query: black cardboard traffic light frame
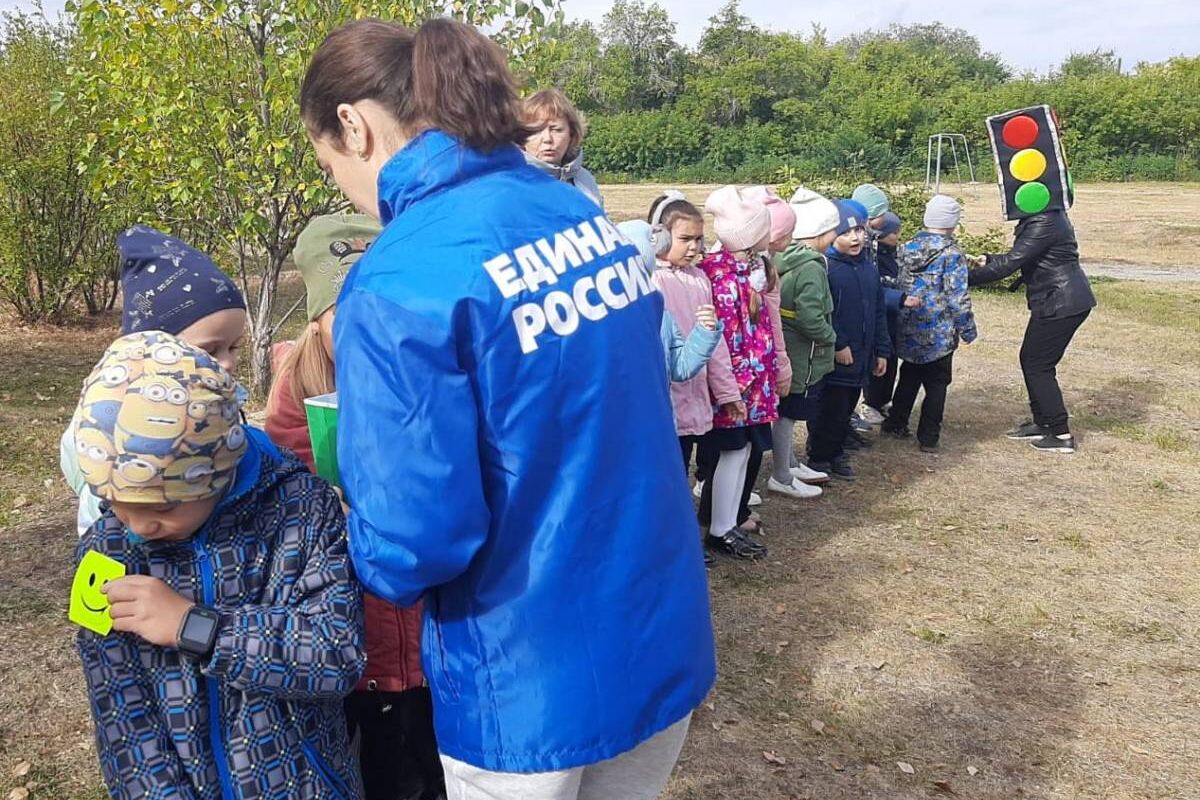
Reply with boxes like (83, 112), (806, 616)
(986, 104), (1073, 221)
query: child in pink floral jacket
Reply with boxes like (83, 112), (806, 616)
(696, 186), (779, 560)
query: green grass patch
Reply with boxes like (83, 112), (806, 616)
(1092, 282), (1200, 336)
(1151, 430), (1192, 453)
(909, 626), (948, 645)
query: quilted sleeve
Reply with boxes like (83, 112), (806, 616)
(202, 485), (366, 699)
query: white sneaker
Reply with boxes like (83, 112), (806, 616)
(693, 480), (704, 499)
(748, 491), (763, 507)
(790, 462), (830, 484)
(768, 477), (823, 499)
(859, 405), (885, 425)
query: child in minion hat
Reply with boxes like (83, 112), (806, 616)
(62, 226), (249, 536)
(73, 329), (364, 800)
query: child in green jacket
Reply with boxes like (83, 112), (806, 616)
(769, 189), (841, 490)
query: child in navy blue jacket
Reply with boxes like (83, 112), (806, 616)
(72, 331), (365, 800)
(807, 200), (892, 481)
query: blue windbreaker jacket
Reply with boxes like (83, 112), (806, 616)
(334, 131), (717, 773)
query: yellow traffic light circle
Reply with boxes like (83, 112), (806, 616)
(1010, 149), (1047, 182)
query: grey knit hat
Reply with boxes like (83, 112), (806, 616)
(923, 195), (962, 230)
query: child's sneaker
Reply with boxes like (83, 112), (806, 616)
(1006, 420), (1046, 440)
(919, 442), (940, 454)
(859, 405), (886, 425)
(767, 476), (823, 499)
(844, 429), (874, 450)
(706, 529), (767, 560)
(748, 491), (763, 507)
(790, 462), (830, 485)
(1030, 434), (1076, 454)
(881, 424), (912, 439)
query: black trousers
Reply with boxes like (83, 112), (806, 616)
(345, 688), (445, 800)
(864, 355), (898, 411)
(887, 353), (954, 446)
(808, 383), (861, 463)
(679, 435), (703, 476)
(1020, 310), (1089, 436)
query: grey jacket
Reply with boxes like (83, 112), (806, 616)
(523, 149), (604, 209)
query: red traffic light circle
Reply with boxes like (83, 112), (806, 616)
(1002, 115), (1039, 149)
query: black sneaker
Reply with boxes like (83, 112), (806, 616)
(919, 442), (940, 453)
(706, 529), (768, 560)
(845, 429), (874, 450)
(1030, 434), (1076, 454)
(704, 550), (716, 567)
(882, 424), (912, 439)
(1006, 420), (1046, 440)
(829, 455), (857, 481)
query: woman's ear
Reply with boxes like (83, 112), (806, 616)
(336, 102), (371, 160)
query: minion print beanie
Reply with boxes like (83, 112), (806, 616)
(72, 331), (247, 504)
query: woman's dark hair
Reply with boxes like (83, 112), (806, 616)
(647, 195), (703, 230)
(300, 18), (536, 152)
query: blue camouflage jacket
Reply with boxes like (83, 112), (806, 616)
(896, 231), (978, 364)
(76, 427), (365, 800)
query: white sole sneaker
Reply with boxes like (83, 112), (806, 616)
(748, 491), (763, 507)
(859, 405), (885, 425)
(693, 481), (703, 499)
(767, 477), (823, 499)
(790, 464), (830, 484)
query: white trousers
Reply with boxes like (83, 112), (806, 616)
(440, 715), (692, 800)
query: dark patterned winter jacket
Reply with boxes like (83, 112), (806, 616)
(76, 427), (366, 800)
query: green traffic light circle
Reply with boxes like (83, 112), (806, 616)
(1015, 182), (1051, 214)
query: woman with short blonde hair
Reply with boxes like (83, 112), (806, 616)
(522, 88), (604, 208)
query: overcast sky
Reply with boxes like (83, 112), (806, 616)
(3, 0), (1197, 74)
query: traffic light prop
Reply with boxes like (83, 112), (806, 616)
(985, 105), (1073, 220)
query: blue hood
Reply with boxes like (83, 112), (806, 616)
(336, 130), (715, 773)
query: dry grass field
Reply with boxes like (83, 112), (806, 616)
(1, 183), (1198, 799)
(603, 181), (1200, 270)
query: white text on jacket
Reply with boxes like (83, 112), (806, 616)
(483, 215), (655, 354)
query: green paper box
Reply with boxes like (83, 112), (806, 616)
(303, 392), (340, 488)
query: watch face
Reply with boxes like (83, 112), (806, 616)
(182, 609), (218, 651)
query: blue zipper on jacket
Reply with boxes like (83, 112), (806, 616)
(300, 740), (350, 800)
(193, 528), (237, 800)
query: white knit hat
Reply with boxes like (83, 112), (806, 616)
(789, 187), (840, 240)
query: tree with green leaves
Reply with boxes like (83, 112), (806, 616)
(69, 0), (559, 395)
(0, 9), (120, 323)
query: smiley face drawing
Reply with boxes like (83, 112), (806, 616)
(68, 551), (126, 635)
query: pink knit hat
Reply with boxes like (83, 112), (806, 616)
(743, 186), (797, 244)
(704, 186), (771, 252)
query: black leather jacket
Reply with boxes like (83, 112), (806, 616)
(969, 210), (1097, 319)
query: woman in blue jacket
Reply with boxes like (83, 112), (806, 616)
(300, 18), (716, 800)
(806, 200), (892, 481)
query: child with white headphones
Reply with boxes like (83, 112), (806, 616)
(647, 192), (741, 512)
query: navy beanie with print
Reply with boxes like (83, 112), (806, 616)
(118, 226), (246, 335)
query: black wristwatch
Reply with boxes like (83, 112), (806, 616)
(177, 605), (220, 659)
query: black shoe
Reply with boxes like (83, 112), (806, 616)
(704, 550), (716, 567)
(1030, 434), (1075, 454)
(919, 442), (940, 453)
(1006, 420), (1046, 440)
(829, 455), (857, 481)
(706, 529), (768, 560)
(845, 429), (874, 450)
(882, 424), (912, 439)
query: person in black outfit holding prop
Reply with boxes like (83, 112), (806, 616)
(970, 208), (1095, 453)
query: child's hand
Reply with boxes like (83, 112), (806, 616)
(776, 378), (791, 398)
(872, 357), (888, 377)
(969, 254), (987, 268)
(104, 576), (195, 648)
(835, 347), (854, 366)
(903, 295), (920, 308)
(695, 304), (717, 331)
(720, 400), (747, 423)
